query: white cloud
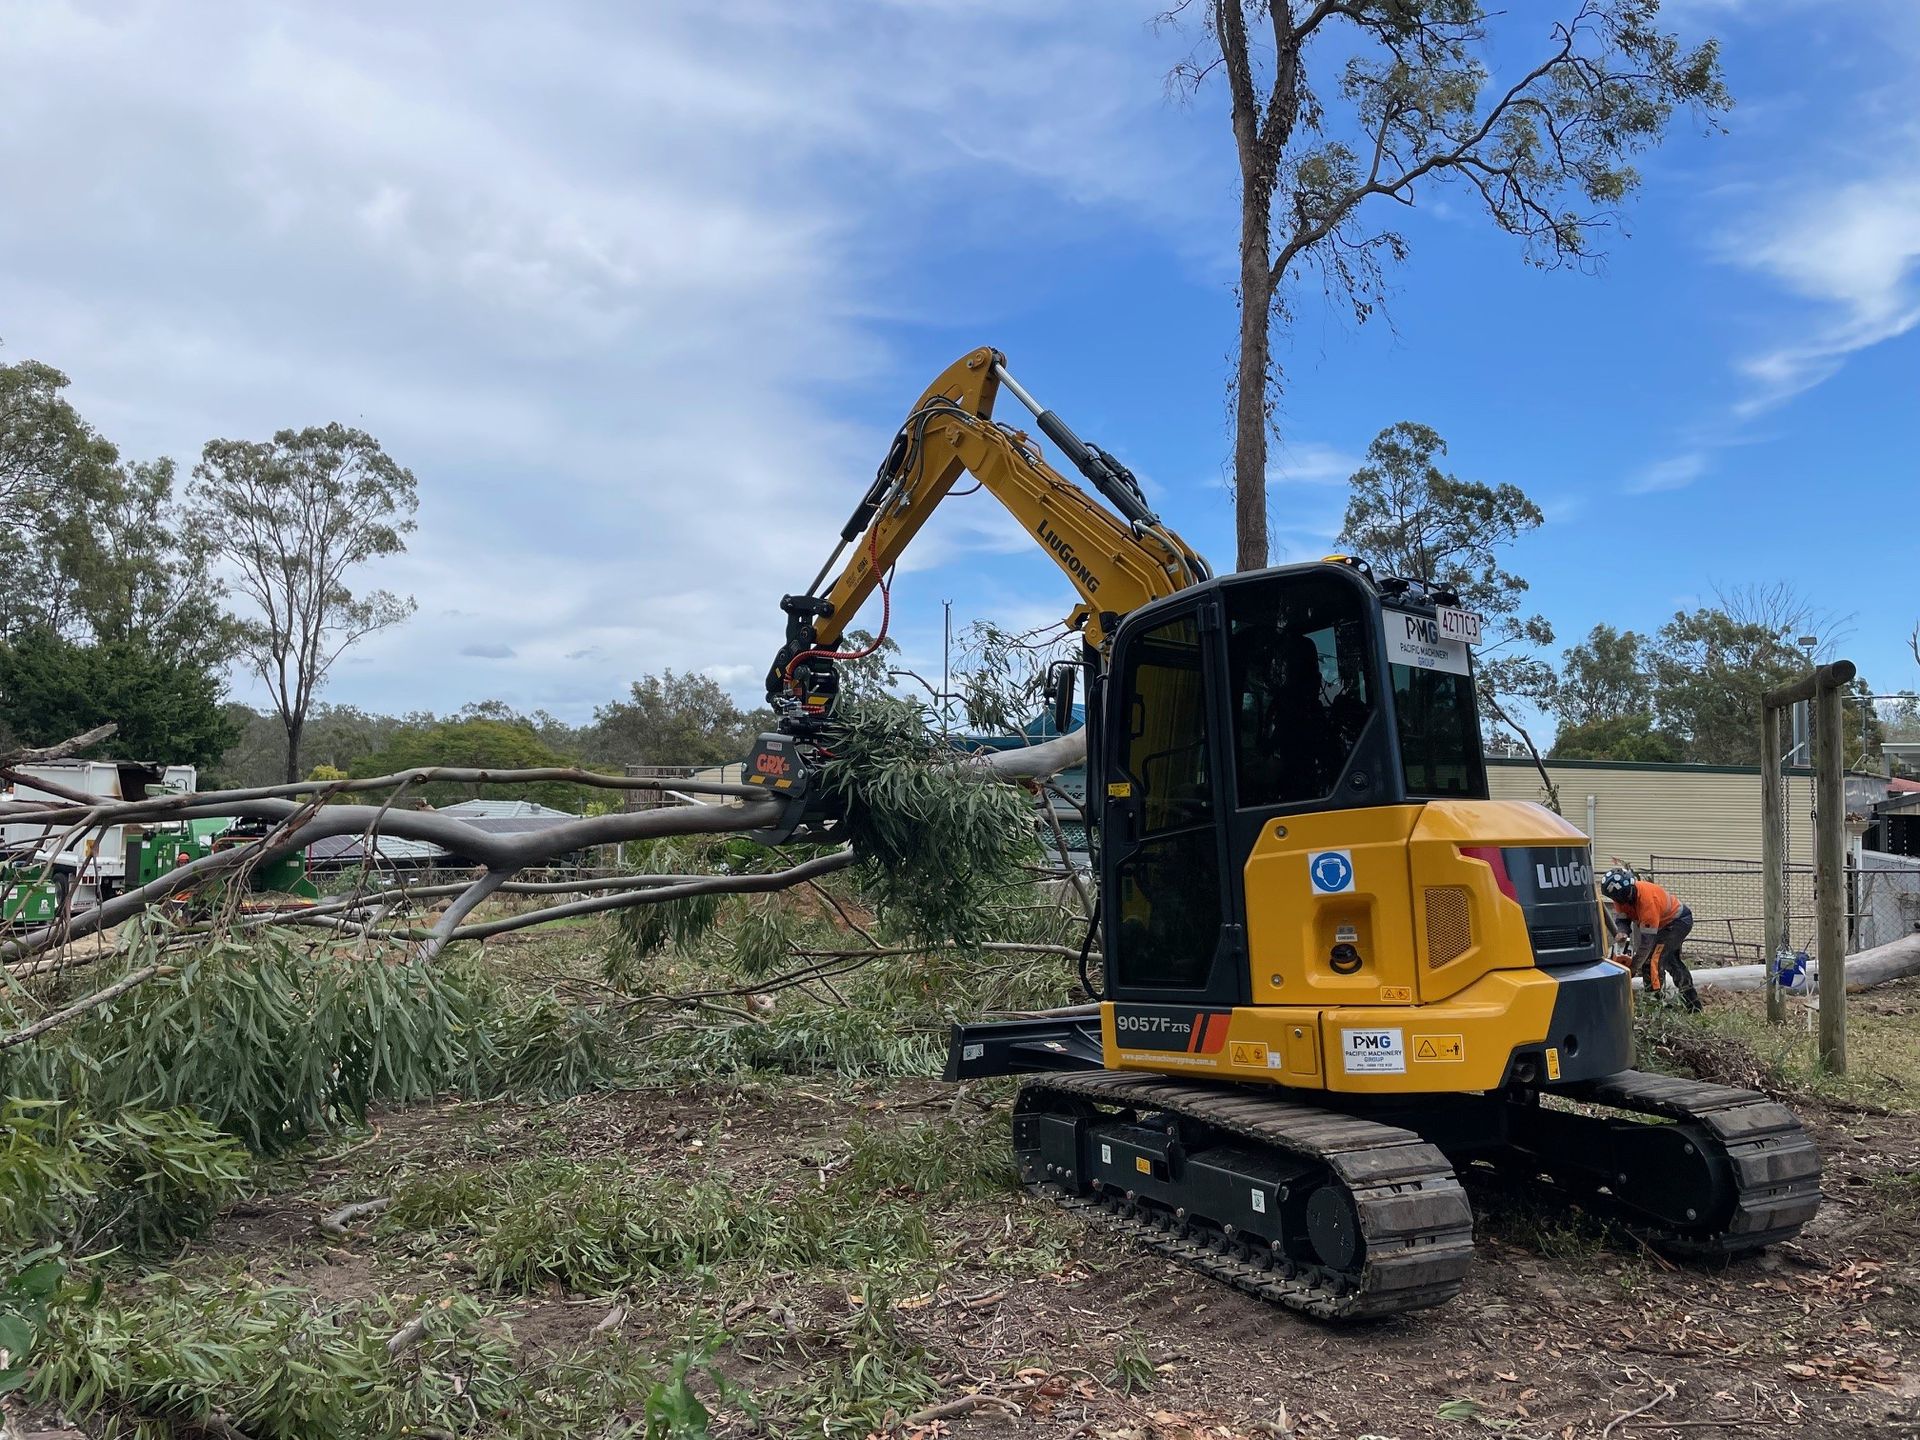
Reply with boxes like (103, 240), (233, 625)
(1627, 452), (1709, 494)
(1268, 441), (1362, 486)
(0, 1), (1219, 720)
(1729, 171), (1920, 415)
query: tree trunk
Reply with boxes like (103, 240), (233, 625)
(1233, 220), (1273, 572)
(282, 713), (303, 784)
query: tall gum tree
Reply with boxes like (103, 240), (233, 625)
(1163, 0), (1729, 569)
(192, 424), (419, 782)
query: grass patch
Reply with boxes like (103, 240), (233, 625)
(386, 1157), (938, 1295)
(1636, 995), (1920, 1114)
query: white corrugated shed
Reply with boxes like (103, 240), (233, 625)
(1487, 757), (1816, 868)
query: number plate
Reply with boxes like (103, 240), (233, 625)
(1437, 606), (1483, 645)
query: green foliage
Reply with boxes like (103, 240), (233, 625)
(1554, 624), (1652, 730)
(1550, 712), (1682, 763)
(1647, 604), (1804, 765)
(0, 1250), (71, 1396)
(0, 624), (238, 768)
(1108, 1335), (1158, 1396)
(840, 1120), (1017, 1202)
(1, 929), (485, 1155)
(581, 669), (768, 768)
(37, 1276), (525, 1439)
(388, 1158), (934, 1296)
(819, 698), (1041, 948)
(468, 990), (623, 1100)
(0, 354), (123, 642)
(642, 1338), (758, 1439)
(350, 715), (587, 808)
(606, 837), (733, 976)
(0, 1098), (248, 1257)
(1337, 421), (1556, 728)
(647, 1007), (941, 1080)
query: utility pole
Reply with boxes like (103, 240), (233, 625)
(941, 600), (953, 737)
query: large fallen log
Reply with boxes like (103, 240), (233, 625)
(1688, 932), (1920, 993)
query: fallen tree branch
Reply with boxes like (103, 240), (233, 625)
(439, 849), (856, 943)
(1, 796), (792, 964)
(0, 722), (118, 768)
(0, 963), (175, 1050)
(317, 1197), (392, 1237)
(385, 1306), (432, 1358)
(905, 1393), (1022, 1425)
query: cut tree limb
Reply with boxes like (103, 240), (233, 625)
(0, 963), (175, 1051)
(317, 1197), (392, 1237)
(0, 722), (118, 768)
(1686, 932), (1920, 993)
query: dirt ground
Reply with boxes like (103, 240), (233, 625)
(26, 982), (1920, 1440)
(146, 996), (1920, 1439)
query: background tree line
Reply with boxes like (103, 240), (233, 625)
(6, 342), (1915, 793)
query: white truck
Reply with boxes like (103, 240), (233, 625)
(0, 760), (197, 907)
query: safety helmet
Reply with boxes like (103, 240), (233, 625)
(1599, 867), (1638, 903)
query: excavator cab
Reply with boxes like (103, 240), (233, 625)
(1095, 560), (1486, 1011)
(986, 557), (1635, 1097)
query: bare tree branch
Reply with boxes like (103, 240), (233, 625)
(0, 723), (118, 768)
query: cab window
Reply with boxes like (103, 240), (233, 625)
(1225, 574), (1375, 808)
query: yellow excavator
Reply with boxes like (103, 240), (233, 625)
(746, 347), (1820, 1320)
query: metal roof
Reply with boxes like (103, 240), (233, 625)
(437, 799), (579, 819)
(306, 833), (446, 864)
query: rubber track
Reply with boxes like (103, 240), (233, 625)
(1019, 1072), (1475, 1321)
(1568, 1069), (1822, 1256)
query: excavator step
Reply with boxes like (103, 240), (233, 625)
(1016, 1072), (1476, 1321)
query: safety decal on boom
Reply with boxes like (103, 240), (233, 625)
(1340, 1028), (1406, 1074)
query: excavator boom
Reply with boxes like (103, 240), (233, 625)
(764, 346), (1207, 719)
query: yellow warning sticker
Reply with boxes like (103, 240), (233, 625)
(1230, 1041), (1270, 1068)
(1134, 1156), (1151, 1174)
(1545, 1047), (1562, 1081)
(1379, 985), (1413, 1003)
(1413, 1033), (1465, 1062)
(1108, 781), (1134, 799)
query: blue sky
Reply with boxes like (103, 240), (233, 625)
(2, 0), (1915, 736)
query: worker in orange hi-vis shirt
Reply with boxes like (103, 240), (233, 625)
(1599, 868), (1701, 1011)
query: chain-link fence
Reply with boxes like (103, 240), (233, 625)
(1641, 852), (1920, 965)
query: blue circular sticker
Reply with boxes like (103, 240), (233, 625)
(1310, 851), (1354, 893)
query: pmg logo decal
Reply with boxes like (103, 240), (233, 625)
(1034, 520), (1101, 593)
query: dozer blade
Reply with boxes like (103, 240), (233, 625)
(1494, 1069), (1822, 1256)
(1015, 1072), (1476, 1321)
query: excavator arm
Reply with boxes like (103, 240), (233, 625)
(765, 346), (1209, 720)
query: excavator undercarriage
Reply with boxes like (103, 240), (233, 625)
(1009, 1066), (1821, 1320)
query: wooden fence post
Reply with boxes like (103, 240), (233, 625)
(1761, 705), (1786, 1025)
(1816, 676), (1848, 1073)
